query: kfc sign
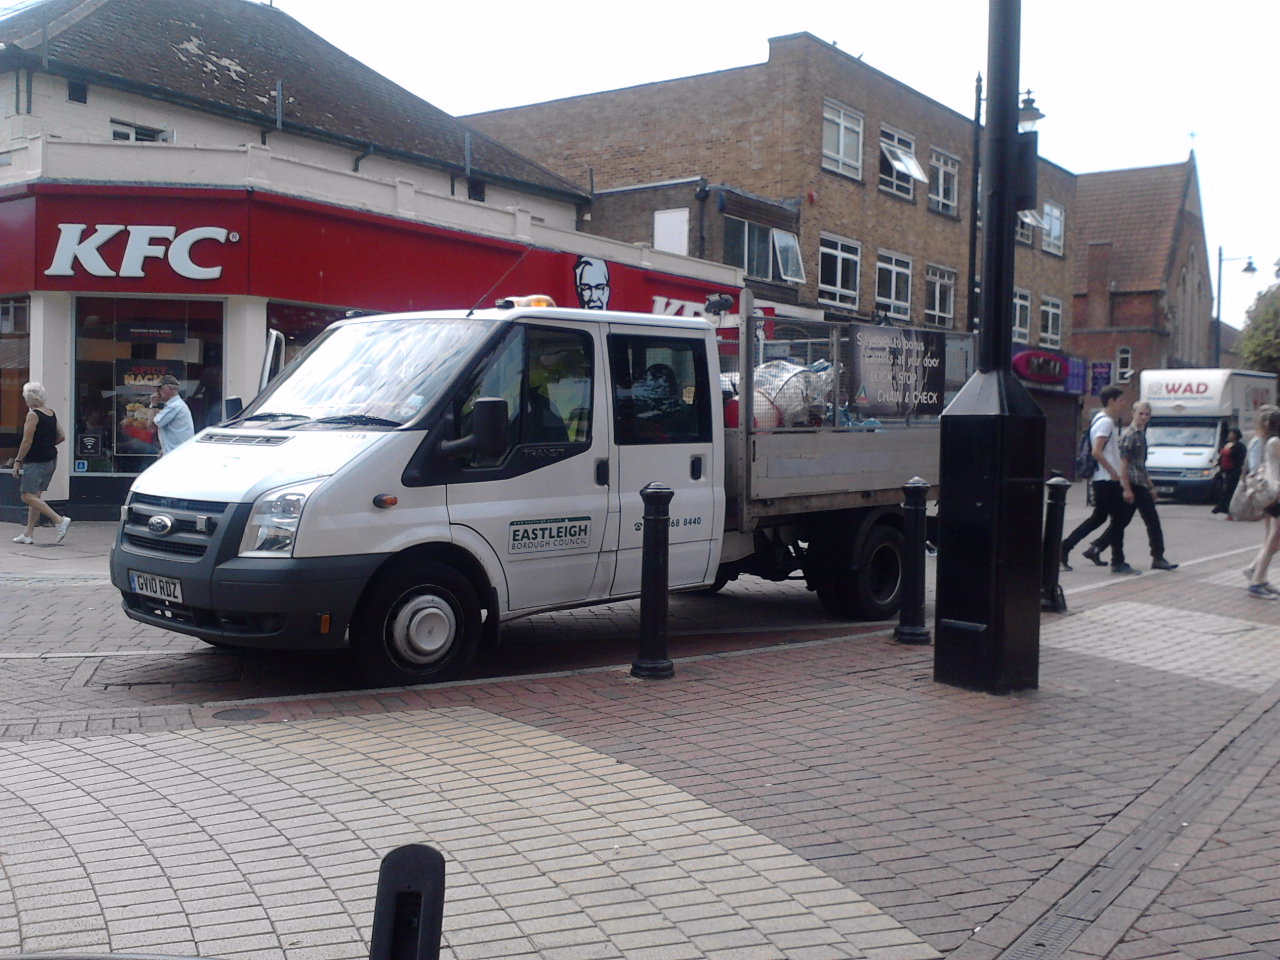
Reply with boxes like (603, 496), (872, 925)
(44, 223), (236, 280)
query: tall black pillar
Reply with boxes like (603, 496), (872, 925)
(934, 0), (1045, 693)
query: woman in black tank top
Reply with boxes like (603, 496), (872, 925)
(10, 381), (71, 545)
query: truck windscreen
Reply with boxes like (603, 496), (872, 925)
(242, 317), (491, 428)
(1145, 420), (1218, 447)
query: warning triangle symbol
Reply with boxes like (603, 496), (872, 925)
(855, 384), (869, 404)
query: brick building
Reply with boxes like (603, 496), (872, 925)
(1070, 156), (1214, 413)
(467, 31), (1085, 471)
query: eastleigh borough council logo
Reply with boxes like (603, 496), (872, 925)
(508, 517), (591, 554)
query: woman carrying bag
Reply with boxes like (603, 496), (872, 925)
(1239, 405), (1280, 599)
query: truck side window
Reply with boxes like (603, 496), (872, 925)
(608, 335), (711, 445)
(525, 327), (593, 445)
(457, 326), (593, 465)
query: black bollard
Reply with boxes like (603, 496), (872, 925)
(631, 481), (675, 679)
(893, 476), (932, 644)
(368, 844), (446, 960)
(1040, 475), (1070, 613)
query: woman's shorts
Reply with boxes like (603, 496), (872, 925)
(18, 458), (55, 495)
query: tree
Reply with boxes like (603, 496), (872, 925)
(1239, 285), (1280, 393)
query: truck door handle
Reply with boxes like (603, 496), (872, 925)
(595, 458), (609, 486)
(691, 455), (703, 481)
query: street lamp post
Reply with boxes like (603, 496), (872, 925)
(1214, 247), (1257, 366)
(933, 0), (1046, 694)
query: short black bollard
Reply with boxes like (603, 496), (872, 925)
(369, 844), (446, 960)
(893, 476), (932, 645)
(632, 481), (676, 679)
(1041, 475), (1070, 613)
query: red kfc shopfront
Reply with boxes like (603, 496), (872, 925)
(0, 183), (740, 518)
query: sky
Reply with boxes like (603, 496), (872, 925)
(275, 0), (1279, 330)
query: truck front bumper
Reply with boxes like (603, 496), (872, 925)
(110, 497), (387, 649)
(1149, 476), (1215, 502)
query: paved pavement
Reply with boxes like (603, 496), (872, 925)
(1, 488), (1278, 960)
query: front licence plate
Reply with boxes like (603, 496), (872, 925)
(1155, 486), (1175, 496)
(129, 570), (184, 603)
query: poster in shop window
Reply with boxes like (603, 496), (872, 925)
(114, 358), (185, 459)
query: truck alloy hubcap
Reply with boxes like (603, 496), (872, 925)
(390, 593), (457, 664)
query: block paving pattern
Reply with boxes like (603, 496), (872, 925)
(0, 707), (938, 960)
(2, 516), (1280, 959)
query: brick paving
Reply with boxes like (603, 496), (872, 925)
(1, 502), (1279, 959)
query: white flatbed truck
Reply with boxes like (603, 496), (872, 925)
(110, 297), (948, 684)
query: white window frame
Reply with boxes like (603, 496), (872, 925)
(924, 265), (956, 328)
(818, 234), (860, 308)
(879, 128), (927, 198)
(1116, 346), (1133, 382)
(927, 150), (960, 216)
(725, 216), (804, 284)
(1015, 211), (1035, 244)
(1042, 201), (1065, 255)
(772, 229), (806, 283)
(822, 99), (863, 180)
(1013, 288), (1031, 344)
(876, 250), (912, 319)
(1039, 296), (1063, 348)
(111, 119), (170, 142)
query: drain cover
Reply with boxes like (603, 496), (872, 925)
(212, 708), (270, 721)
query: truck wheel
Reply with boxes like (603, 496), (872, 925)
(852, 525), (904, 620)
(813, 524), (904, 621)
(353, 560), (480, 686)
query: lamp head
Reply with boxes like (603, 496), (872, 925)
(1017, 92), (1045, 133)
(1242, 257), (1258, 275)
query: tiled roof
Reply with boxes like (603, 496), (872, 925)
(0, 0), (587, 201)
(1072, 157), (1197, 294)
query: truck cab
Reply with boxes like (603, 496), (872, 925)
(1140, 368), (1277, 502)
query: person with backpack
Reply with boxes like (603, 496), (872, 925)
(1061, 385), (1141, 575)
(1076, 401), (1179, 571)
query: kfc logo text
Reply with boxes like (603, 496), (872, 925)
(44, 223), (237, 280)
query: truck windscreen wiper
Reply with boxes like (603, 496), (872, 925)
(311, 414), (402, 427)
(242, 412), (310, 421)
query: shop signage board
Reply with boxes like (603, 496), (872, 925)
(2, 185), (738, 315)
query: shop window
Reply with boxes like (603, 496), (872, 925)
(1, 297), (31, 461)
(73, 297), (222, 476)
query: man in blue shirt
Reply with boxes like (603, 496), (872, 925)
(151, 374), (195, 455)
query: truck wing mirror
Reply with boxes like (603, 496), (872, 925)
(222, 397), (244, 422)
(438, 396), (509, 461)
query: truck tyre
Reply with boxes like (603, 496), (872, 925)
(353, 560), (480, 686)
(813, 524), (904, 621)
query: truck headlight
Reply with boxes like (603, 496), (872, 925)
(240, 478), (327, 557)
